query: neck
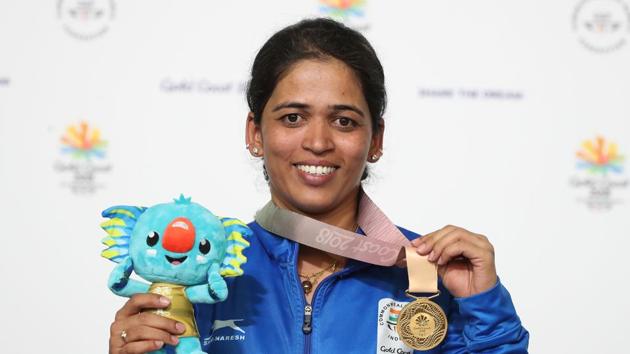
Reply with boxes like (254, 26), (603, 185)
(270, 188), (361, 232)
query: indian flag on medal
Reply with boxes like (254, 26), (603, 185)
(387, 307), (401, 331)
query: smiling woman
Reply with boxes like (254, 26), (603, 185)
(107, 18), (529, 354)
(247, 58), (382, 218)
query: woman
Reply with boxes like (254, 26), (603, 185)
(108, 18), (529, 354)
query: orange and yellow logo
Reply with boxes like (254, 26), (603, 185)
(60, 121), (107, 160)
(576, 136), (624, 175)
(319, 0), (366, 21)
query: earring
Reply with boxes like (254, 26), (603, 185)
(370, 148), (383, 162)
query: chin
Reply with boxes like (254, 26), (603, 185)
(287, 187), (351, 215)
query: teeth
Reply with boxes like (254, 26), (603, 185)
(296, 164), (336, 176)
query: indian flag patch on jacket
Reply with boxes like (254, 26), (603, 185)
(377, 298), (413, 353)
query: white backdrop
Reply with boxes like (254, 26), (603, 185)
(1, 1), (629, 353)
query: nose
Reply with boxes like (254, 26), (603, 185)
(162, 217), (195, 253)
(302, 118), (334, 154)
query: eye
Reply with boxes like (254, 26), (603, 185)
(333, 117), (357, 129)
(199, 239), (211, 255)
(281, 113), (303, 126)
(338, 117), (352, 126)
(146, 231), (159, 247)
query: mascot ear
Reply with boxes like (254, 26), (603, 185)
(219, 217), (252, 277)
(100, 205), (147, 263)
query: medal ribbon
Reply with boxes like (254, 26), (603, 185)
(254, 190), (437, 293)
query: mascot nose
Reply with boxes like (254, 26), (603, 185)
(162, 217), (195, 253)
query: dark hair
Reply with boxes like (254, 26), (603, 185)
(246, 18), (386, 131)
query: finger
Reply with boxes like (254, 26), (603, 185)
(120, 340), (165, 354)
(416, 225), (458, 256)
(426, 229), (463, 261)
(124, 325), (179, 346)
(126, 312), (186, 336)
(109, 322), (128, 349)
(435, 239), (483, 266)
(427, 228), (491, 260)
(115, 294), (170, 321)
(414, 225), (457, 254)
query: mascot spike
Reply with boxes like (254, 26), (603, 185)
(174, 194), (192, 204)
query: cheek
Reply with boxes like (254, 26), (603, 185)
(196, 254), (209, 264)
(338, 134), (371, 164)
(262, 127), (301, 167)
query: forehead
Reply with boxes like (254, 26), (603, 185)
(266, 58), (368, 109)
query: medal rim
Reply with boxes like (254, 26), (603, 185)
(396, 298), (447, 351)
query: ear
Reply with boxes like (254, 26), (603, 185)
(368, 118), (385, 162)
(246, 112), (263, 156)
(219, 217), (252, 277)
(101, 205), (147, 263)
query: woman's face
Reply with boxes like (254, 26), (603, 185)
(247, 58), (383, 215)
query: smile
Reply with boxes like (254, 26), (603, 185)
(165, 255), (188, 265)
(295, 164), (337, 176)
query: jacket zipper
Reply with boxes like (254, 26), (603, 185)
(295, 253), (358, 354)
(302, 304), (313, 334)
(303, 303), (312, 354)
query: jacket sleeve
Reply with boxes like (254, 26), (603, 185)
(437, 279), (529, 353)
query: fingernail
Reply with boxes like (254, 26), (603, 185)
(155, 341), (164, 348)
(428, 251), (435, 261)
(171, 335), (179, 345)
(176, 322), (186, 333)
(159, 296), (170, 306)
(416, 243), (427, 253)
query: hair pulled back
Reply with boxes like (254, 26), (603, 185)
(246, 18), (386, 131)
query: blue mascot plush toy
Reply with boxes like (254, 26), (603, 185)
(100, 195), (251, 354)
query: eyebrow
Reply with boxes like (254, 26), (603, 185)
(271, 101), (365, 117)
(330, 104), (365, 118)
(271, 102), (309, 112)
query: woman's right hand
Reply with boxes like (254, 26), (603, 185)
(109, 293), (185, 354)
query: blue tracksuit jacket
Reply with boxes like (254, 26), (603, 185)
(169, 221), (529, 353)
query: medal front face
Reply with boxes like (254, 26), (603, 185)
(396, 298), (447, 351)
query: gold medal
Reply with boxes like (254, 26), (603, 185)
(396, 292), (447, 351)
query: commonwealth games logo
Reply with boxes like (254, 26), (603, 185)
(57, 0), (116, 40)
(576, 136), (624, 174)
(60, 122), (107, 160)
(54, 121), (112, 194)
(318, 0), (370, 31)
(572, 0), (630, 52)
(570, 136), (628, 210)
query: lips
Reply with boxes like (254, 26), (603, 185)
(165, 255), (188, 265)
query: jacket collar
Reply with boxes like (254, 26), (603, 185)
(248, 221), (369, 273)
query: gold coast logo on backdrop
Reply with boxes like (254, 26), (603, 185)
(572, 0), (630, 53)
(377, 298), (413, 354)
(57, 0), (116, 40)
(0, 77), (9, 88)
(318, 0), (370, 31)
(54, 121), (112, 194)
(160, 78), (248, 95)
(570, 136), (628, 210)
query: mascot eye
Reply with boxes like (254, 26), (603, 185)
(199, 239), (211, 255)
(146, 231), (159, 247)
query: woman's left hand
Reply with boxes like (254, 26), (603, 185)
(412, 225), (497, 298)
